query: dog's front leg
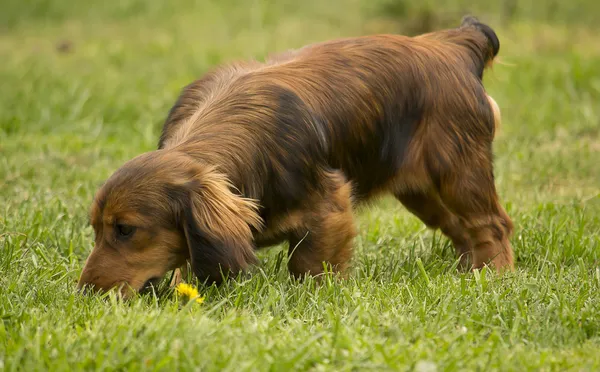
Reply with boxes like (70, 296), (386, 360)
(286, 170), (357, 279)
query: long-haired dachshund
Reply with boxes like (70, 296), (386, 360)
(78, 16), (514, 297)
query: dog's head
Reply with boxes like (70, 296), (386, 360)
(77, 150), (262, 297)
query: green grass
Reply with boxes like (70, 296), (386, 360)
(1, 0), (600, 370)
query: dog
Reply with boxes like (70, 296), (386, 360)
(77, 16), (514, 297)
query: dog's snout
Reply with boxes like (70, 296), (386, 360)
(77, 272), (102, 294)
(140, 277), (162, 293)
(76, 282), (91, 294)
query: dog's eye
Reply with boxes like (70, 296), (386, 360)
(116, 224), (136, 239)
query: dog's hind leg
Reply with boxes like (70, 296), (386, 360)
(286, 170), (357, 279)
(434, 152), (514, 272)
(395, 190), (473, 268)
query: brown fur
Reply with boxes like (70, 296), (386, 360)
(78, 16), (514, 297)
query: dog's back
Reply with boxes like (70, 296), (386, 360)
(160, 17), (501, 204)
(272, 25), (500, 199)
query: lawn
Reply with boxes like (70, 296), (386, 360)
(1, 0), (599, 370)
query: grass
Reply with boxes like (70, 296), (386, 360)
(1, 0), (600, 370)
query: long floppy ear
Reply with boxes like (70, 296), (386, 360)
(181, 166), (263, 284)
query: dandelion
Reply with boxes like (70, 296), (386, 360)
(175, 283), (204, 304)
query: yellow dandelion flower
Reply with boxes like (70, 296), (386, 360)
(175, 283), (204, 304)
(176, 283), (198, 297)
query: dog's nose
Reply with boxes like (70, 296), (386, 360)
(77, 268), (102, 294)
(140, 277), (162, 293)
(76, 281), (95, 294)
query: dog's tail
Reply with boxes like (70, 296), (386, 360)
(417, 15), (500, 80)
(460, 16), (499, 63)
(459, 16), (502, 133)
(416, 16), (502, 131)
(441, 16), (503, 132)
(458, 15), (500, 77)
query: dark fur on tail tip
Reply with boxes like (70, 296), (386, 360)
(461, 15), (500, 57)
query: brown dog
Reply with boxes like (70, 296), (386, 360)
(78, 16), (514, 297)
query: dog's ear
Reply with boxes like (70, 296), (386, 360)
(180, 166), (263, 284)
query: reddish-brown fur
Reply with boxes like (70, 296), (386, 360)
(78, 16), (514, 297)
